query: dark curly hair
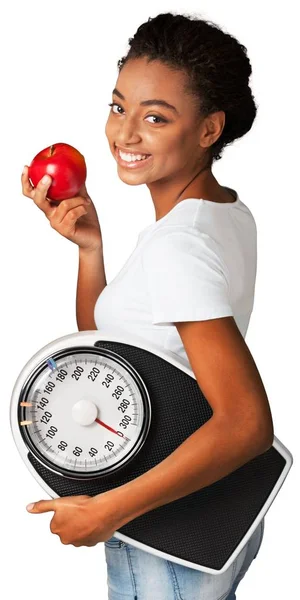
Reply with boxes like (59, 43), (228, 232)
(117, 12), (258, 165)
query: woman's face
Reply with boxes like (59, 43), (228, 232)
(105, 57), (210, 189)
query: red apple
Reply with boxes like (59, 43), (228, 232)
(28, 143), (87, 201)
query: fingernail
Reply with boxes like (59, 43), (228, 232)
(26, 503), (35, 511)
(22, 165), (27, 174)
(42, 175), (51, 185)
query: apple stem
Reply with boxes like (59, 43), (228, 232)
(50, 144), (55, 156)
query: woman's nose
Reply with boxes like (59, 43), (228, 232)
(117, 117), (141, 145)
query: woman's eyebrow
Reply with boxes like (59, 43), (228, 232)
(112, 88), (179, 114)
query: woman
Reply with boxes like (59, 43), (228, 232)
(22, 12), (273, 600)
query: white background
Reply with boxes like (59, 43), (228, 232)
(1, 0), (298, 598)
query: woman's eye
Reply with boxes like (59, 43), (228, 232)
(108, 103), (167, 124)
(108, 102), (124, 114)
(146, 115), (166, 124)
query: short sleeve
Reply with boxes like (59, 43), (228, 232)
(141, 227), (233, 326)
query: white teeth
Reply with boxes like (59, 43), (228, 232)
(119, 149), (149, 162)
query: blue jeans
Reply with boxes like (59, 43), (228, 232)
(104, 518), (265, 599)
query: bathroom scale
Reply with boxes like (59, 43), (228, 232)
(10, 330), (293, 574)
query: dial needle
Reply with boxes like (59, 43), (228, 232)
(95, 418), (129, 440)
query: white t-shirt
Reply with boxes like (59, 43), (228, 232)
(94, 187), (257, 368)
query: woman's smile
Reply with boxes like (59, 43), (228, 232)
(115, 146), (153, 169)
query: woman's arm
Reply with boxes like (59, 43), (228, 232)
(76, 246), (107, 331)
(100, 316), (274, 529)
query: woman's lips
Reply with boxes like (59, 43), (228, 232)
(115, 147), (153, 169)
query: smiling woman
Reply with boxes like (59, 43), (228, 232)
(90, 10), (272, 600)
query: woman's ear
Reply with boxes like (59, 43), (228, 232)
(199, 110), (225, 149)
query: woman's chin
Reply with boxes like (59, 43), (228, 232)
(116, 165), (151, 184)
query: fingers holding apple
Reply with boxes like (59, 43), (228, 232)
(48, 196), (90, 238)
(21, 165), (35, 199)
(21, 165), (46, 203)
(21, 166), (57, 218)
(22, 143), (103, 252)
(51, 198), (103, 252)
(22, 166), (102, 251)
(27, 177), (102, 251)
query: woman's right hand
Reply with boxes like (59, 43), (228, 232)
(21, 166), (103, 253)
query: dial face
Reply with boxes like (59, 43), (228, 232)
(18, 347), (151, 479)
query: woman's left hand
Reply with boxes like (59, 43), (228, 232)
(26, 493), (121, 547)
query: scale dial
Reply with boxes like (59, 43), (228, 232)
(18, 346), (151, 479)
